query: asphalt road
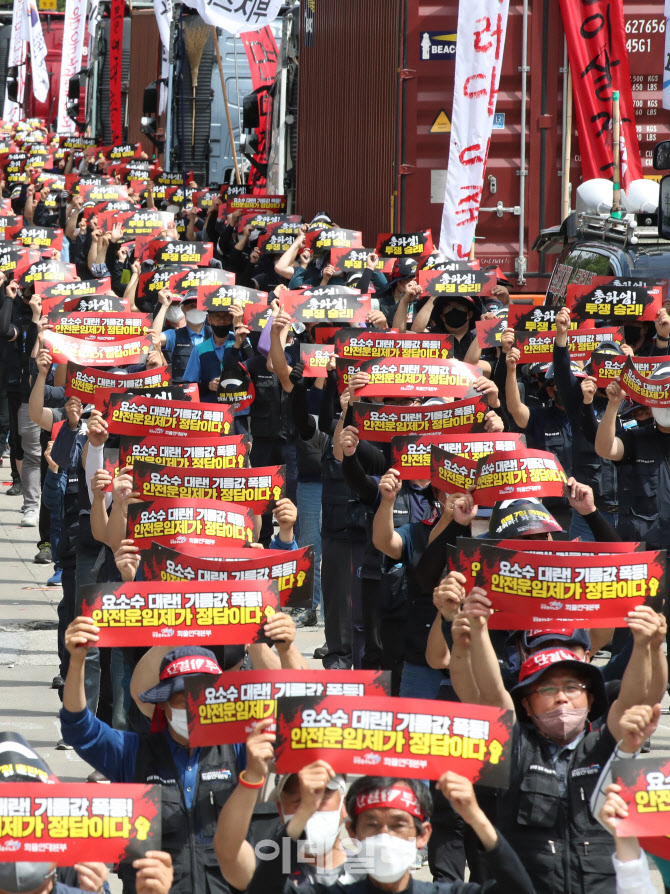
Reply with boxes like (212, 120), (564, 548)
(0, 482), (665, 891)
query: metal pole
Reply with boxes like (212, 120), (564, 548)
(233, 33), (241, 126)
(560, 39), (573, 222)
(612, 90), (621, 215)
(517, 0), (529, 285)
(164, 3), (178, 169)
(212, 27), (241, 184)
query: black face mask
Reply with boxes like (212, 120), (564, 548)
(624, 325), (642, 345)
(211, 323), (232, 338)
(442, 308), (469, 329)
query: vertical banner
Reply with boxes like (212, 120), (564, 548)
(239, 26), (279, 193)
(27, 0), (49, 103)
(153, 0), (172, 115)
(439, 0), (510, 260)
(57, 0), (87, 132)
(109, 0), (124, 146)
(558, 0), (643, 186)
(3, 0), (27, 123)
(665, 0), (670, 110)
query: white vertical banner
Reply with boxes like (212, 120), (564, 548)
(439, 0), (510, 259)
(154, 0), (172, 115)
(56, 0), (87, 132)
(664, 0), (670, 110)
(3, 0), (27, 123)
(27, 0), (49, 103)
(189, 0), (282, 34)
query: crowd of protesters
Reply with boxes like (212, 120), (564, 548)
(0, 118), (668, 894)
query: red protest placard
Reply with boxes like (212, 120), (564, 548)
(590, 353), (670, 387)
(454, 540), (666, 629)
(79, 579), (280, 647)
(94, 383), (198, 414)
(514, 327), (624, 362)
(392, 432), (526, 479)
(21, 259), (77, 285)
(300, 344), (334, 376)
(17, 226), (64, 250)
(0, 783), (160, 865)
(474, 449), (568, 506)
(106, 394), (233, 438)
(42, 332), (152, 367)
(275, 694), (513, 786)
(36, 277), (113, 300)
(620, 355), (670, 407)
(142, 240), (214, 267)
(64, 365), (170, 402)
(430, 446), (478, 494)
(141, 541), (314, 611)
(613, 757), (670, 848)
(376, 230), (434, 260)
(126, 499), (254, 550)
(184, 670), (391, 746)
(133, 461), (286, 514)
(506, 304), (568, 331)
(118, 434), (250, 470)
(419, 268), (494, 298)
(304, 228), (363, 251)
(47, 312), (151, 342)
(566, 280), (664, 322)
(283, 290), (371, 325)
(122, 210), (174, 238)
(337, 357), (479, 399)
(496, 539), (646, 555)
(475, 318), (506, 349)
(332, 329), (453, 361)
(227, 194), (287, 212)
(169, 266), (236, 293)
(331, 247), (395, 275)
(199, 284), (267, 312)
(243, 303), (273, 330)
(352, 396), (489, 442)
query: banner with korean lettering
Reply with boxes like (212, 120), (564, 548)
(141, 542), (314, 611)
(64, 365), (170, 402)
(376, 231), (434, 261)
(109, 0), (124, 145)
(333, 329), (453, 361)
(300, 344), (334, 377)
(95, 384), (198, 415)
(474, 448), (568, 505)
(80, 579), (279, 646)
(127, 499), (254, 551)
(558, 0), (642, 187)
(118, 434), (250, 470)
(3, 0), (26, 123)
(620, 356), (670, 407)
(452, 539), (665, 628)
(57, 0), (87, 132)
(352, 396), (489, 443)
(42, 333), (152, 367)
(0, 783), (160, 865)
(185, 670), (391, 746)
(392, 432), (525, 479)
(566, 281), (663, 322)
(275, 695), (513, 785)
(514, 327), (624, 363)
(133, 461), (286, 513)
(475, 318), (506, 349)
(613, 757), (670, 859)
(106, 395), (233, 438)
(439, 0), (509, 259)
(47, 312), (151, 341)
(283, 291), (371, 326)
(590, 353), (670, 387)
(493, 538), (646, 555)
(337, 357), (479, 398)
(419, 268), (495, 298)
(430, 446), (478, 494)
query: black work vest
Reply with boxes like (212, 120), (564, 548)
(498, 723), (617, 894)
(119, 732), (239, 894)
(618, 425), (670, 549)
(249, 369), (290, 439)
(321, 443), (366, 541)
(570, 402), (618, 513)
(168, 325), (211, 384)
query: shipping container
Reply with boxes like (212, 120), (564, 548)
(286, 0), (670, 292)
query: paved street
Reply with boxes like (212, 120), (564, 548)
(0, 480), (666, 890)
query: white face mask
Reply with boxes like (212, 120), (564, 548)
(166, 306), (184, 324)
(303, 805), (342, 854)
(167, 707), (189, 739)
(185, 309), (207, 327)
(652, 407), (670, 428)
(358, 833), (417, 883)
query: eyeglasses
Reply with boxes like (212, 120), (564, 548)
(528, 682), (589, 700)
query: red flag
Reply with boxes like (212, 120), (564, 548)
(558, 0), (642, 187)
